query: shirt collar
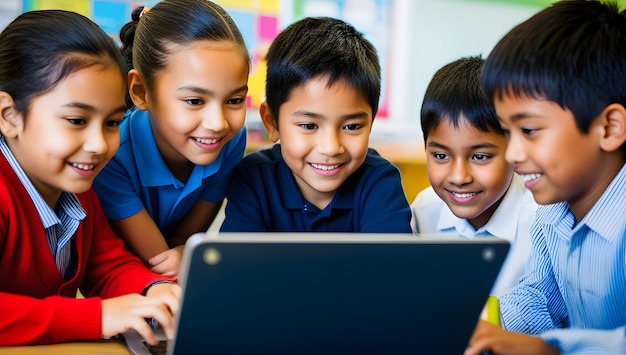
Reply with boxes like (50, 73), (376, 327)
(436, 174), (526, 241)
(577, 162), (626, 242)
(127, 109), (223, 188)
(536, 163), (626, 243)
(0, 137), (85, 228)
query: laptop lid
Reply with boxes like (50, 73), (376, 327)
(163, 233), (509, 354)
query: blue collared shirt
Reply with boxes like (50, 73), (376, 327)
(93, 108), (246, 236)
(500, 163), (626, 354)
(0, 137), (84, 279)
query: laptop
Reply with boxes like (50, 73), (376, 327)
(124, 232), (509, 354)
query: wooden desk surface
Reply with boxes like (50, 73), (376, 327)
(0, 339), (130, 355)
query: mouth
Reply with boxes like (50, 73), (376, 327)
(70, 162), (96, 171)
(310, 163), (342, 171)
(449, 191), (479, 199)
(192, 137), (221, 145)
(519, 173), (542, 184)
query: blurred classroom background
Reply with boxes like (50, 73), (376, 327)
(0, 0), (578, 200)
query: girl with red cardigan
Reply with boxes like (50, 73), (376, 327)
(0, 10), (180, 346)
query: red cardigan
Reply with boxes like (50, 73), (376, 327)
(0, 154), (175, 345)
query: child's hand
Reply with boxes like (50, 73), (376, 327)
(145, 282), (181, 316)
(464, 320), (560, 355)
(148, 245), (184, 277)
(101, 293), (177, 345)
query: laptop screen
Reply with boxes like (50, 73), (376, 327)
(164, 233), (509, 354)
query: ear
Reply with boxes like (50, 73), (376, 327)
(127, 69), (149, 111)
(0, 91), (22, 138)
(597, 103), (626, 153)
(260, 102), (280, 143)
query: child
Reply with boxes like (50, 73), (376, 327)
(0, 10), (180, 346)
(465, 1), (626, 354)
(411, 56), (537, 298)
(219, 16), (412, 233)
(93, 0), (250, 277)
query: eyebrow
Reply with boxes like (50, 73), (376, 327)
(63, 102), (127, 115)
(500, 112), (539, 123)
(291, 110), (370, 120)
(427, 141), (500, 150)
(177, 85), (249, 96)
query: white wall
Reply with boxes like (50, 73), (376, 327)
(380, 0), (541, 143)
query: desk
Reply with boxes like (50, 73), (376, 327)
(0, 339), (130, 354)
(246, 138), (429, 202)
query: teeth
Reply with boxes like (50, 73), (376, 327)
(521, 173), (542, 183)
(451, 191), (478, 199)
(311, 163), (341, 171)
(194, 137), (219, 144)
(72, 163), (94, 171)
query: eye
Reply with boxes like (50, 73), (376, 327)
(521, 127), (538, 135)
(66, 117), (86, 125)
(343, 123), (363, 131)
(184, 98), (203, 106)
(471, 153), (491, 162)
(226, 97), (245, 105)
(298, 123), (317, 130)
(105, 119), (122, 128)
(432, 152), (449, 161)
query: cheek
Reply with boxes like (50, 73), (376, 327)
(226, 109), (247, 132)
(280, 133), (309, 159)
(105, 132), (121, 158)
(482, 163), (513, 193)
(425, 161), (447, 185)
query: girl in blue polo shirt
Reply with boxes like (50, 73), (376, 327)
(93, 0), (250, 277)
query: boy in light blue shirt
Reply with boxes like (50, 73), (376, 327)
(465, 1), (626, 354)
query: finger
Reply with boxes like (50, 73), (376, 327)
(130, 318), (159, 345)
(465, 340), (492, 355)
(161, 286), (182, 315)
(148, 251), (169, 267)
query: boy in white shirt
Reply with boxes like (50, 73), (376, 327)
(411, 56), (537, 297)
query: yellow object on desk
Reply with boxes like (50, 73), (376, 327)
(486, 295), (501, 327)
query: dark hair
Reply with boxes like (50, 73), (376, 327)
(421, 56), (500, 142)
(481, 0), (626, 149)
(264, 16), (381, 125)
(119, 0), (250, 109)
(0, 10), (125, 117)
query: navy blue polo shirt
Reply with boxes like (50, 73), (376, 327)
(220, 144), (412, 233)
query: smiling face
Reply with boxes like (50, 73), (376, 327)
(135, 40), (249, 178)
(425, 116), (513, 229)
(1, 64), (126, 208)
(494, 92), (615, 219)
(262, 76), (373, 209)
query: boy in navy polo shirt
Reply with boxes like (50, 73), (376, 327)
(220, 17), (412, 233)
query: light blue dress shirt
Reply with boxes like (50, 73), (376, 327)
(500, 163), (626, 354)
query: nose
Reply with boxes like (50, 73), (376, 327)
(202, 104), (229, 132)
(505, 133), (525, 165)
(83, 125), (114, 155)
(317, 129), (345, 156)
(448, 159), (473, 186)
